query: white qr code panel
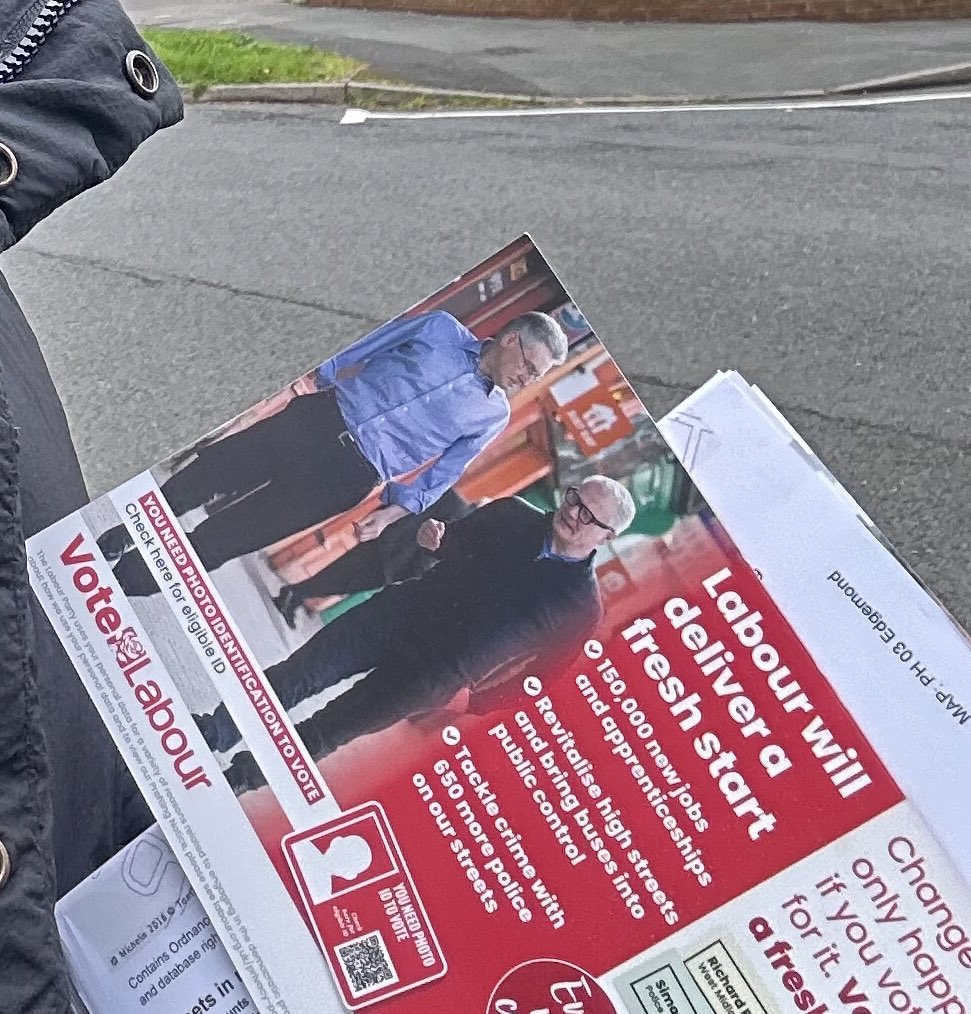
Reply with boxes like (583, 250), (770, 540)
(336, 931), (399, 998)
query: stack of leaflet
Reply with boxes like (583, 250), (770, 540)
(36, 241), (970, 1014)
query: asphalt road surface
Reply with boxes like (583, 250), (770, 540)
(126, 0), (971, 98)
(3, 97), (969, 624)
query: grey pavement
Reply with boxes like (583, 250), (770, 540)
(124, 0), (971, 99)
(3, 98), (969, 625)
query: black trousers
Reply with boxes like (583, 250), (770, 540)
(112, 391), (379, 594)
(288, 543), (387, 601)
(287, 489), (471, 602)
(208, 596), (465, 758)
(292, 653), (462, 759)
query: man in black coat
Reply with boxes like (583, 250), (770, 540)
(207, 476), (636, 794)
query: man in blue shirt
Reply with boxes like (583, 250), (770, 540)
(197, 476), (637, 795)
(102, 310), (567, 592)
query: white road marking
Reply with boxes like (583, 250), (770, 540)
(339, 86), (971, 125)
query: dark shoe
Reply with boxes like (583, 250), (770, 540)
(273, 585), (300, 630)
(223, 750), (267, 796)
(193, 702), (242, 754)
(97, 524), (134, 563)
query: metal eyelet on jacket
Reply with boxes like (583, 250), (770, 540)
(124, 50), (159, 99)
(0, 143), (17, 189)
(0, 838), (10, 890)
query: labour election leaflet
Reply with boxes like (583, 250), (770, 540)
(29, 238), (971, 1014)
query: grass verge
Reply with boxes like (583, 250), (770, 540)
(142, 28), (366, 93)
(142, 27), (535, 109)
(347, 85), (526, 111)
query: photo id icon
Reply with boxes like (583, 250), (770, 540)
(284, 807), (398, 908)
(290, 834), (375, 905)
(282, 802), (447, 1009)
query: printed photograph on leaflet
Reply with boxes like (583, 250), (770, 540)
(27, 235), (923, 1012)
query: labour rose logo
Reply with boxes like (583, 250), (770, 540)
(111, 627), (145, 670)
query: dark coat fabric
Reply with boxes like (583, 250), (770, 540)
(358, 497), (604, 684)
(0, 3), (182, 1011)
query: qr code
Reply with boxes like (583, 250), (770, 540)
(336, 931), (398, 998)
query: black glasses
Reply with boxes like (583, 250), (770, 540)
(515, 334), (542, 383)
(564, 486), (614, 532)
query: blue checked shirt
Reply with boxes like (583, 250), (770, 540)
(538, 531), (587, 564)
(315, 311), (510, 514)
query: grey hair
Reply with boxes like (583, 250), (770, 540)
(499, 312), (569, 366)
(581, 475), (636, 534)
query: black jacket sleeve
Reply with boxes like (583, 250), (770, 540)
(0, 0), (183, 250)
(434, 497), (538, 567)
(0, 3), (182, 1012)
